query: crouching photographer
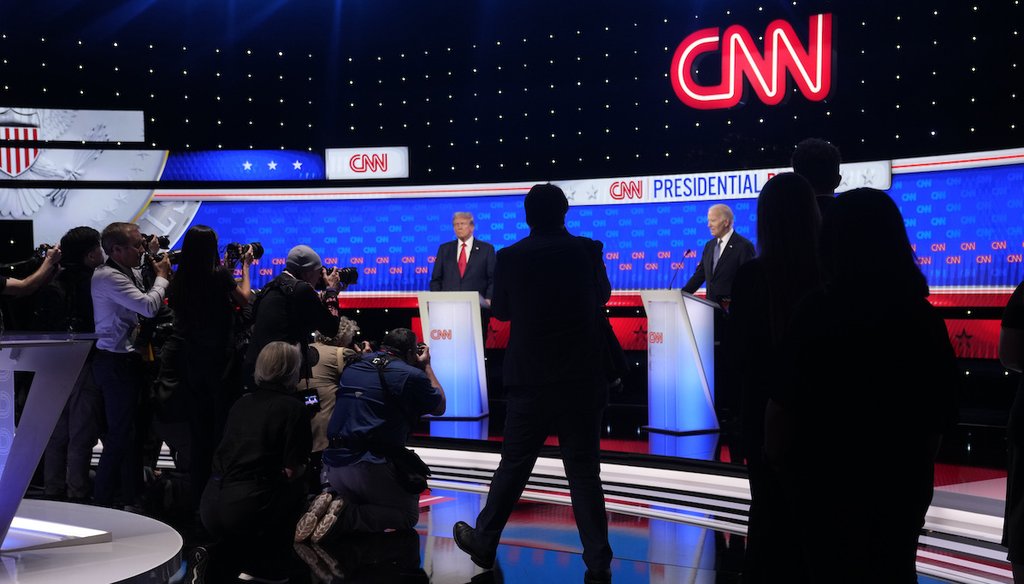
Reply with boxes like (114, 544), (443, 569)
(294, 328), (445, 543)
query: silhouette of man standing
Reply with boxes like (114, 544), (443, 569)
(453, 184), (613, 584)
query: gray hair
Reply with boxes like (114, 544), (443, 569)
(452, 212), (474, 224)
(709, 204), (734, 224)
(254, 341), (302, 389)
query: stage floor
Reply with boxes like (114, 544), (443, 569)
(240, 488), (962, 584)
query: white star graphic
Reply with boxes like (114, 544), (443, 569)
(268, 160), (278, 170)
(242, 161), (253, 171)
(292, 160), (303, 170)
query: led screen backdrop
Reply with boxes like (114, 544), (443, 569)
(186, 162), (1024, 291)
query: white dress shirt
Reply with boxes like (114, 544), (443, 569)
(91, 263), (169, 353)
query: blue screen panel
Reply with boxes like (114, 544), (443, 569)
(185, 163), (1024, 291)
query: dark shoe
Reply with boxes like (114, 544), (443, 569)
(453, 521), (495, 570)
(584, 568), (612, 584)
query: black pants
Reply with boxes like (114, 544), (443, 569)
(92, 350), (145, 506)
(474, 382), (612, 572)
(200, 476), (305, 581)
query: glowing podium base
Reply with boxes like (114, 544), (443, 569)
(641, 291), (719, 436)
(417, 292), (489, 421)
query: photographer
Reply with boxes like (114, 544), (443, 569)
(91, 221), (171, 509)
(165, 225), (254, 508)
(294, 328), (444, 542)
(0, 245), (61, 297)
(30, 227), (103, 502)
(242, 244), (341, 391)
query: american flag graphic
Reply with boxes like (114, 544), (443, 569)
(0, 126), (40, 177)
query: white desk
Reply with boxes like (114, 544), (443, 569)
(0, 500), (182, 583)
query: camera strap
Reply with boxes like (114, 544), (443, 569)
(105, 257), (145, 292)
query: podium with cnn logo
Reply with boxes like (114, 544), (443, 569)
(641, 290), (719, 435)
(416, 291), (489, 420)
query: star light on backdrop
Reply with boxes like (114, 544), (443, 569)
(0, 1), (1020, 183)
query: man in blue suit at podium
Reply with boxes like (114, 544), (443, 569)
(429, 212), (496, 307)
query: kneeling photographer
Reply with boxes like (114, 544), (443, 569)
(294, 328), (445, 542)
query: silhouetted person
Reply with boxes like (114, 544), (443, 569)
(243, 244), (341, 390)
(199, 341), (312, 583)
(165, 225), (254, 508)
(776, 188), (958, 583)
(729, 173), (821, 582)
(453, 184), (613, 584)
(1000, 279), (1024, 581)
(791, 138), (842, 218)
(31, 226), (104, 502)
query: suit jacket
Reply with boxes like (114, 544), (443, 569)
(491, 227), (611, 387)
(682, 231), (755, 302)
(429, 238), (496, 299)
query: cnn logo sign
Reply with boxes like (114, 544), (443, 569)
(430, 329), (453, 340)
(670, 13), (833, 110)
(349, 153), (388, 173)
(326, 147), (409, 179)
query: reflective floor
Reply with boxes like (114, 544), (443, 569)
(169, 487), (959, 584)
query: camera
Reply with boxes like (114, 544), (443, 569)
(146, 249), (182, 265)
(225, 241), (265, 268)
(34, 243), (55, 260)
(416, 342), (427, 355)
(141, 234), (171, 250)
(296, 388), (321, 412)
(315, 266), (359, 291)
(338, 267), (358, 286)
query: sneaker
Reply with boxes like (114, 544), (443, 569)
(310, 498), (345, 544)
(295, 491), (334, 542)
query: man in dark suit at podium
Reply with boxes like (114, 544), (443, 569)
(452, 184), (614, 584)
(682, 203), (754, 465)
(429, 212), (496, 307)
(682, 203), (755, 308)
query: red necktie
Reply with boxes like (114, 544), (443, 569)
(458, 242), (467, 277)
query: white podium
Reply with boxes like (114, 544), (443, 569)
(641, 291), (719, 435)
(416, 292), (488, 420)
(0, 334), (105, 552)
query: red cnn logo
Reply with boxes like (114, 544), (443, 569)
(648, 332), (664, 344)
(670, 13), (833, 110)
(430, 329), (452, 340)
(610, 180), (643, 201)
(349, 153), (389, 173)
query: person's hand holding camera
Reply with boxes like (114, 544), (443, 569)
(241, 246), (255, 267)
(415, 343), (431, 369)
(322, 266), (341, 291)
(42, 245), (62, 271)
(151, 253), (172, 280)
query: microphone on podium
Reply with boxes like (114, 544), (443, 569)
(667, 250), (693, 290)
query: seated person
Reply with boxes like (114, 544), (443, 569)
(295, 328), (445, 542)
(199, 341), (311, 583)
